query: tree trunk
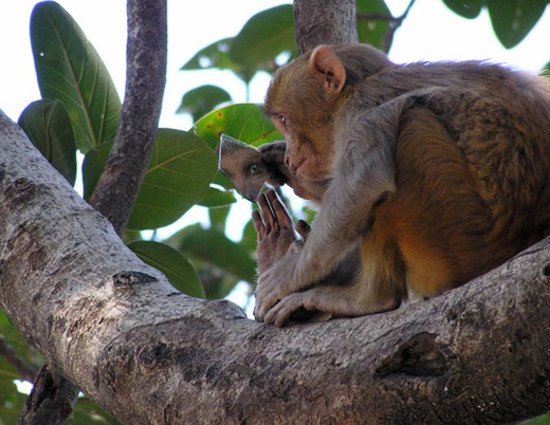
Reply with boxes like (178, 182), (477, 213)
(1, 109), (549, 424)
(293, 0), (358, 53)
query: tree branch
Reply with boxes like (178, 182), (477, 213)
(293, 0), (358, 54)
(1, 110), (549, 424)
(89, 0), (167, 235)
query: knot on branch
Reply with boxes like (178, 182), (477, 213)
(138, 342), (171, 369)
(112, 271), (157, 288)
(4, 177), (38, 205)
(375, 332), (449, 377)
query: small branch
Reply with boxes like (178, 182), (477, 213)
(0, 336), (36, 382)
(19, 364), (79, 425)
(383, 0), (416, 52)
(356, 0), (416, 52)
(89, 0), (167, 235)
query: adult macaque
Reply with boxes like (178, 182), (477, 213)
(254, 43), (550, 326)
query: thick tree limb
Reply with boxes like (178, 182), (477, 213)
(1, 110), (549, 424)
(293, 0), (358, 53)
(89, 0), (167, 235)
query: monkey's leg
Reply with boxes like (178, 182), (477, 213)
(264, 282), (399, 327)
(264, 221), (402, 327)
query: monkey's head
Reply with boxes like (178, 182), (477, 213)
(218, 134), (287, 202)
(264, 43), (393, 181)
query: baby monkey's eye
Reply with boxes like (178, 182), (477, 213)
(272, 114), (289, 133)
(247, 163), (263, 176)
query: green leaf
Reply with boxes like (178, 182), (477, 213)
(540, 61), (550, 79)
(198, 186), (236, 208)
(31, 1), (121, 153)
(229, 5), (296, 70)
(177, 85), (231, 122)
(442, 0), (482, 19)
(128, 129), (217, 229)
(194, 103), (282, 150)
(128, 241), (205, 298)
(18, 99), (76, 185)
(180, 38), (256, 83)
(71, 397), (122, 424)
(0, 366), (27, 425)
(168, 224), (256, 283)
(0, 310), (43, 370)
(82, 141), (112, 200)
(181, 38), (235, 71)
(356, 0), (392, 50)
(241, 219), (258, 254)
(83, 129), (217, 229)
(487, 0), (547, 48)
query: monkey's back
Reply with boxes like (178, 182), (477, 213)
(364, 64), (550, 295)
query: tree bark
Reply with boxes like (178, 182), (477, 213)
(89, 0), (167, 235)
(293, 0), (358, 53)
(1, 110), (549, 424)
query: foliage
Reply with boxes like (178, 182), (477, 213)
(442, 0), (547, 48)
(4, 0), (550, 423)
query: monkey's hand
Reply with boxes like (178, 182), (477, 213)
(252, 190), (310, 275)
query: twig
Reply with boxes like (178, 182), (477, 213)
(357, 0), (417, 52)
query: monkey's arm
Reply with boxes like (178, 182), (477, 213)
(254, 97), (409, 321)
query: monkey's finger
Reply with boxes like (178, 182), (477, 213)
(252, 210), (266, 240)
(257, 193), (276, 233)
(295, 220), (311, 240)
(266, 189), (294, 229)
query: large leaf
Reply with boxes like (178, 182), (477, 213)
(83, 129), (217, 229)
(487, 0), (547, 48)
(176, 85), (231, 122)
(181, 38), (236, 71)
(229, 5), (296, 71)
(0, 367), (27, 425)
(194, 103), (282, 149)
(18, 99), (76, 185)
(31, 1), (121, 153)
(71, 398), (122, 424)
(356, 0), (392, 50)
(128, 241), (205, 298)
(180, 37), (256, 83)
(442, 0), (482, 19)
(168, 224), (256, 284)
(198, 186), (237, 208)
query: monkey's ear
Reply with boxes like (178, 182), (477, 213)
(309, 45), (346, 94)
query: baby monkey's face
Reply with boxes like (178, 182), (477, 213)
(218, 134), (287, 202)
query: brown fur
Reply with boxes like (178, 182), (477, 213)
(254, 43), (550, 326)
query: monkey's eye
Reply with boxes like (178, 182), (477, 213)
(272, 114), (289, 133)
(247, 163), (263, 176)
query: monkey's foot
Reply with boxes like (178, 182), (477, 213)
(263, 285), (400, 327)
